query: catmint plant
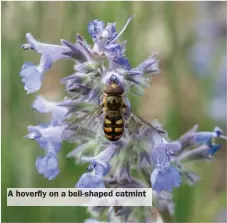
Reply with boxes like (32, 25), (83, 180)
(20, 16), (226, 222)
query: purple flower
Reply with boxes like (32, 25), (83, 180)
(76, 173), (105, 188)
(36, 151), (59, 180)
(88, 20), (105, 38)
(20, 33), (73, 93)
(151, 166), (181, 193)
(151, 141), (182, 193)
(20, 56), (51, 94)
(87, 162), (111, 177)
(113, 57), (130, 70)
(194, 126), (226, 144)
(151, 141), (181, 168)
(81, 145), (117, 169)
(32, 96), (69, 124)
(105, 43), (130, 70)
(88, 16), (133, 70)
(20, 33), (91, 94)
(26, 124), (65, 152)
(75, 145), (118, 188)
(178, 126), (226, 150)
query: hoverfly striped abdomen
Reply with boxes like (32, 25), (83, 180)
(103, 114), (124, 141)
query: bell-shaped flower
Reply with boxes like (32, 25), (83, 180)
(189, 126), (226, 145)
(76, 145), (118, 188)
(151, 166), (181, 193)
(76, 172), (106, 188)
(88, 20), (105, 39)
(20, 33), (91, 94)
(20, 55), (51, 94)
(25, 123), (66, 152)
(151, 141), (181, 193)
(81, 144), (117, 170)
(76, 162), (108, 188)
(20, 33), (73, 94)
(32, 96), (69, 125)
(36, 150), (59, 180)
(89, 16), (134, 70)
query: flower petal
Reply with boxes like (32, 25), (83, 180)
(114, 57), (130, 70)
(136, 53), (160, 74)
(20, 33), (78, 93)
(23, 33), (71, 61)
(26, 124), (65, 152)
(36, 152), (59, 180)
(33, 96), (69, 124)
(193, 132), (216, 144)
(81, 145), (117, 168)
(20, 62), (43, 94)
(76, 173), (105, 188)
(151, 166), (181, 193)
(88, 20), (105, 38)
(151, 142), (181, 169)
(60, 39), (90, 62)
(105, 22), (118, 41)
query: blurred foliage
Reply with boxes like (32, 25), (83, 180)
(1, 1), (226, 223)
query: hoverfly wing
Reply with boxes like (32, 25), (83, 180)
(126, 108), (163, 145)
(61, 105), (103, 140)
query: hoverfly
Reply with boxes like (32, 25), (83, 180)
(61, 74), (164, 144)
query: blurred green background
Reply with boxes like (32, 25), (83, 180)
(1, 1), (226, 222)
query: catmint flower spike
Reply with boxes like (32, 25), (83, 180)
(109, 15), (135, 44)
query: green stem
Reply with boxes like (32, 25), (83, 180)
(163, 2), (182, 138)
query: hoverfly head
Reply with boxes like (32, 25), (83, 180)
(109, 74), (118, 84)
(104, 74), (124, 95)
